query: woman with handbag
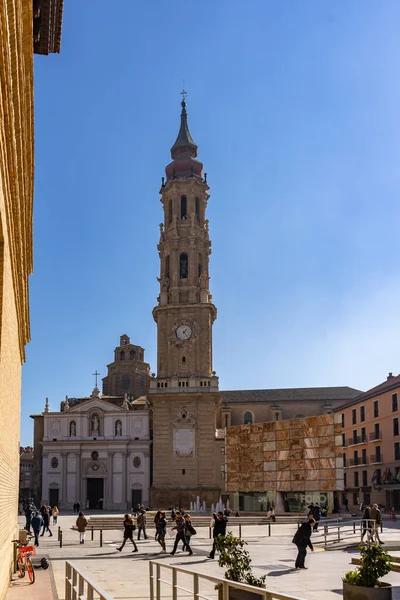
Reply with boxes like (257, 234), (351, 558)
(183, 513), (196, 551)
(155, 511), (167, 552)
(116, 515), (138, 552)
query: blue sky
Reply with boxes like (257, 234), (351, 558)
(21, 0), (400, 444)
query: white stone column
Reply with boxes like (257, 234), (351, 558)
(61, 452), (68, 507)
(107, 451), (113, 509)
(75, 452), (81, 504)
(42, 453), (49, 505)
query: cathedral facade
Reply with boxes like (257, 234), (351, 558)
(32, 336), (151, 510)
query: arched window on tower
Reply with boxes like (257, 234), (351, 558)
(198, 253), (202, 277)
(120, 351), (125, 360)
(180, 253), (188, 278)
(138, 375), (144, 396)
(195, 197), (200, 222)
(244, 411), (253, 425)
(181, 195), (187, 220)
(130, 349), (136, 360)
(122, 376), (131, 391)
(168, 199), (172, 224)
(165, 255), (170, 278)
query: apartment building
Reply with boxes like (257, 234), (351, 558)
(337, 373), (400, 512)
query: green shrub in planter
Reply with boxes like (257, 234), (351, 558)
(214, 532), (266, 588)
(343, 544), (392, 588)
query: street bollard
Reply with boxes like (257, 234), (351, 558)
(324, 526), (327, 547)
(353, 522), (356, 534)
(268, 523), (271, 537)
(209, 527), (211, 539)
(337, 524), (340, 543)
(100, 529), (103, 547)
(239, 524), (242, 538)
(58, 526), (60, 541)
(91, 527), (94, 541)
(60, 530), (63, 548)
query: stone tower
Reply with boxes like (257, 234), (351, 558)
(150, 98), (222, 507)
(102, 334), (150, 398)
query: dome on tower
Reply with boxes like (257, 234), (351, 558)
(165, 99), (204, 181)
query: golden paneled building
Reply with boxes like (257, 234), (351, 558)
(0, 1), (62, 597)
(226, 415), (344, 512)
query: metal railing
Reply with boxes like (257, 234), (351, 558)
(311, 518), (382, 547)
(370, 453), (383, 463)
(65, 561), (114, 600)
(149, 560), (305, 600)
(370, 431), (382, 441)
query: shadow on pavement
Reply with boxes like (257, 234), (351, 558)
(267, 568), (299, 576)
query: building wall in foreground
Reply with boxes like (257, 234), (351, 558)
(0, 1), (34, 597)
(226, 414), (344, 511)
(340, 379), (400, 511)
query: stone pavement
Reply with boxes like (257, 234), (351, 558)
(6, 565), (54, 600)
(9, 514), (400, 599)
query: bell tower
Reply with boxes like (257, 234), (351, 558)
(150, 97), (222, 507)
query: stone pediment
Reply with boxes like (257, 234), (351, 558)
(67, 397), (123, 414)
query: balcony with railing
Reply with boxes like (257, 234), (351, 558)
(348, 456), (369, 467)
(370, 453), (383, 464)
(347, 435), (369, 447)
(369, 430), (382, 441)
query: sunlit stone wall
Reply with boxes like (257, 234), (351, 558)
(226, 414), (344, 495)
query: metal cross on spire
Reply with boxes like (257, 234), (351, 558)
(180, 87), (187, 103)
(93, 370), (100, 387)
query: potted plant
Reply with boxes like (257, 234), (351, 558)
(214, 533), (266, 600)
(343, 544), (392, 600)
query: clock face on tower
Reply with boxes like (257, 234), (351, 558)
(176, 324), (192, 340)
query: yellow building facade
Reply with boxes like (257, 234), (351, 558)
(0, 1), (34, 596)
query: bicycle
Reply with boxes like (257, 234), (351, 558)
(12, 538), (36, 583)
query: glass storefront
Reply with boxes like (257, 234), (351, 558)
(238, 492), (276, 512)
(283, 491), (333, 513)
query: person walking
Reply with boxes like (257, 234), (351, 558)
(343, 497), (349, 513)
(155, 511), (167, 552)
(76, 511), (88, 544)
(208, 511), (228, 559)
(170, 512), (192, 556)
(292, 516), (315, 569)
(361, 505), (373, 543)
(31, 511), (43, 547)
(137, 509), (148, 540)
(73, 503), (77, 513)
(25, 503), (33, 534)
(117, 515), (138, 552)
(40, 505), (52, 537)
(76, 502), (81, 513)
(52, 506), (59, 525)
(312, 503), (322, 532)
(370, 504), (384, 544)
(183, 514), (196, 551)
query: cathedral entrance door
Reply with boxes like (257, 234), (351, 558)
(87, 478), (104, 509)
(131, 489), (142, 509)
(49, 489), (59, 508)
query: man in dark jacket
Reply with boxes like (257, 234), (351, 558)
(170, 512), (192, 555)
(31, 511), (43, 547)
(292, 517), (315, 569)
(208, 512), (228, 559)
(312, 503), (322, 532)
(25, 504), (33, 534)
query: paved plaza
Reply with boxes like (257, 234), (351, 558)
(6, 514), (400, 600)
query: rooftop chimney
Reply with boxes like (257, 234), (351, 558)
(387, 372), (394, 380)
